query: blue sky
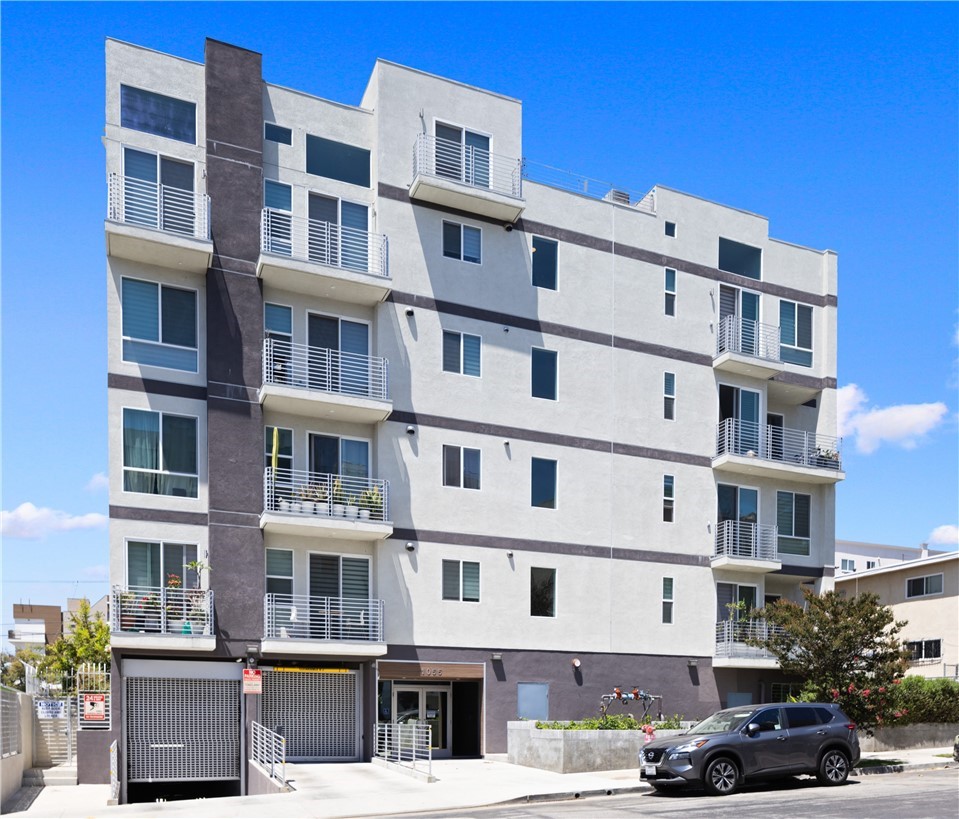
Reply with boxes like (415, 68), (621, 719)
(2, 2), (957, 637)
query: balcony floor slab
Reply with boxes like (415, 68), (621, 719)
(105, 220), (212, 274)
(110, 633), (216, 652)
(712, 453), (844, 484)
(712, 352), (783, 380)
(260, 512), (393, 541)
(258, 384), (392, 423)
(712, 656), (781, 669)
(711, 556), (782, 573)
(257, 253), (390, 304)
(260, 639), (387, 658)
(409, 174), (524, 222)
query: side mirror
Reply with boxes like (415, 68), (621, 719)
(745, 723), (761, 737)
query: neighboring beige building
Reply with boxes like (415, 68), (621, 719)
(834, 539), (945, 576)
(835, 551), (959, 679)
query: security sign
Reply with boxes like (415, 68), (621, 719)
(243, 668), (262, 694)
(82, 693), (106, 721)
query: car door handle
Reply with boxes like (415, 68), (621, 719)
(816, 730), (827, 735)
(777, 736), (787, 741)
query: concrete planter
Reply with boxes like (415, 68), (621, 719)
(859, 722), (959, 752)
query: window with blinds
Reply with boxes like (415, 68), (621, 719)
(266, 549), (293, 596)
(122, 409), (198, 497)
(442, 221), (482, 264)
(442, 560), (480, 602)
(121, 277), (197, 371)
(127, 541), (197, 588)
(664, 268), (676, 316)
(662, 577), (674, 624)
(442, 445), (481, 489)
(780, 301), (813, 366)
(309, 554), (370, 599)
(777, 491), (811, 555)
(442, 331), (481, 377)
(664, 372), (676, 420)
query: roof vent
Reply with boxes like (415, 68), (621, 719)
(604, 188), (630, 205)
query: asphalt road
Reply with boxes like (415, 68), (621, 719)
(397, 767), (959, 819)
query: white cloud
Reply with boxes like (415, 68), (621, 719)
(837, 383), (948, 454)
(928, 525), (959, 546)
(1, 503), (107, 540)
(85, 473), (109, 492)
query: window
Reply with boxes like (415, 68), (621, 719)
(121, 85), (196, 143)
(443, 445), (481, 489)
(906, 639), (942, 662)
(127, 541), (198, 588)
(532, 236), (558, 290)
(309, 554), (370, 600)
(435, 123), (490, 188)
(121, 278), (197, 371)
(442, 221), (481, 263)
(662, 577), (674, 624)
(442, 331), (481, 377)
(663, 475), (675, 522)
(307, 194), (370, 271)
(664, 268), (676, 316)
(306, 134), (370, 187)
(265, 427), (293, 474)
(664, 372), (676, 420)
(531, 458), (557, 509)
(266, 549), (293, 596)
(906, 574), (943, 599)
(264, 122), (292, 145)
(123, 409), (197, 498)
(770, 682), (801, 702)
(664, 221), (676, 237)
(716, 583), (757, 620)
(442, 560), (480, 602)
(840, 559), (856, 573)
(784, 706), (821, 728)
(776, 491), (810, 555)
(263, 180), (293, 255)
(866, 560), (877, 570)
(531, 348), (557, 400)
(780, 301), (813, 366)
(123, 148), (195, 234)
(718, 237), (762, 280)
(530, 567), (556, 617)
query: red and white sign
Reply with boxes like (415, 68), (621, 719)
(243, 669), (262, 694)
(82, 693), (106, 722)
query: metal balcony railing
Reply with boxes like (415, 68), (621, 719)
(107, 173), (210, 239)
(521, 160), (656, 213)
(716, 418), (843, 471)
(716, 315), (781, 362)
(260, 209), (389, 278)
(715, 618), (785, 659)
(262, 338), (390, 401)
(264, 593), (384, 642)
(264, 467), (390, 523)
(374, 722), (432, 777)
(714, 520), (778, 561)
(412, 133), (523, 199)
(111, 585), (214, 636)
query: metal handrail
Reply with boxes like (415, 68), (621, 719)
(110, 584), (214, 636)
(374, 722), (432, 777)
(715, 618), (785, 659)
(716, 418), (842, 470)
(251, 721), (286, 785)
(262, 338), (390, 401)
(260, 208), (389, 278)
(263, 467), (390, 522)
(521, 160), (656, 213)
(264, 593), (384, 642)
(413, 133), (523, 198)
(716, 315), (781, 361)
(714, 520), (778, 561)
(109, 740), (119, 802)
(107, 173), (210, 239)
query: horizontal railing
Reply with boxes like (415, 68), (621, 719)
(522, 160), (656, 213)
(715, 618), (785, 659)
(264, 467), (390, 522)
(264, 594), (384, 642)
(374, 722), (432, 777)
(413, 133), (522, 199)
(716, 315), (780, 362)
(716, 418), (842, 471)
(262, 338), (390, 401)
(260, 208), (389, 278)
(251, 721), (286, 785)
(111, 585), (214, 636)
(108, 173), (210, 239)
(714, 520), (778, 561)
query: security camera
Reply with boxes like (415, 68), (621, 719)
(504, 223), (513, 232)
(405, 307), (414, 317)
(405, 542), (415, 552)
(406, 425), (415, 435)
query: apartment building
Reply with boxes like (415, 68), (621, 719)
(835, 539), (943, 575)
(104, 37), (843, 800)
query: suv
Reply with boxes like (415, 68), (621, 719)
(640, 702), (859, 796)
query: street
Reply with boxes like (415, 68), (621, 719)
(395, 768), (959, 819)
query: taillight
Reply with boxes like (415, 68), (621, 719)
(845, 723), (857, 731)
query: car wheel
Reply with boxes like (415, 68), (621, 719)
(816, 749), (850, 786)
(703, 757), (739, 796)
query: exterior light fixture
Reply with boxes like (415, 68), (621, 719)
(491, 652), (503, 662)
(571, 658), (581, 669)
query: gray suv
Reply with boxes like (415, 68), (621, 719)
(640, 702), (860, 796)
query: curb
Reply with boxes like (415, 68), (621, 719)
(853, 760), (955, 776)
(502, 784), (650, 805)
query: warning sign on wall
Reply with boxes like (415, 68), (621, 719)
(82, 693), (106, 721)
(242, 669), (262, 694)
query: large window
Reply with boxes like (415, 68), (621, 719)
(266, 549), (293, 596)
(664, 372), (676, 420)
(123, 409), (198, 498)
(443, 445), (481, 490)
(530, 567), (556, 617)
(777, 491), (811, 556)
(443, 221), (482, 264)
(309, 554), (370, 599)
(662, 577), (674, 624)
(531, 348), (557, 400)
(906, 574), (943, 599)
(121, 278), (197, 371)
(435, 123), (490, 188)
(123, 148), (195, 234)
(442, 560), (480, 602)
(532, 236), (558, 290)
(906, 639), (942, 662)
(780, 301), (813, 366)
(121, 85), (196, 144)
(306, 134), (370, 187)
(127, 541), (198, 588)
(443, 331), (481, 377)
(531, 458), (557, 509)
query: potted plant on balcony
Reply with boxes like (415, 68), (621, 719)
(185, 560), (211, 635)
(307, 483), (329, 516)
(815, 447), (840, 469)
(119, 591), (137, 631)
(297, 486), (315, 516)
(139, 592), (161, 633)
(358, 486), (383, 521)
(332, 479), (346, 517)
(345, 494), (359, 520)
(166, 573), (185, 633)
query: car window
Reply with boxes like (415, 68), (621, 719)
(785, 706), (821, 728)
(815, 707), (836, 724)
(750, 708), (782, 731)
(688, 708), (755, 734)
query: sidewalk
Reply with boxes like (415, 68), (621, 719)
(3, 747), (954, 818)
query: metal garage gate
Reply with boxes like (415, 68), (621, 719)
(126, 677), (241, 781)
(260, 669), (359, 760)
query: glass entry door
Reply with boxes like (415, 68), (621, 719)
(392, 685), (450, 757)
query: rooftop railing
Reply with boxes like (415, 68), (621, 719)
(715, 618), (785, 659)
(262, 338), (390, 401)
(716, 315), (781, 361)
(108, 174), (210, 240)
(111, 585), (214, 636)
(413, 133), (523, 199)
(714, 520), (778, 561)
(716, 418), (842, 471)
(264, 593), (384, 643)
(521, 160), (656, 213)
(264, 467), (390, 523)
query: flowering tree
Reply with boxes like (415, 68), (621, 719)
(748, 588), (909, 733)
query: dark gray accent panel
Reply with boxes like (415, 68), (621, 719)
(770, 371), (838, 390)
(613, 337), (712, 367)
(207, 398), (263, 514)
(209, 509), (261, 527)
(210, 524), (265, 652)
(774, 564), (830, 578)
(77, 728), (114, 784)
(612, 442), (711, 467)
(516, 217), (614, 253)
(107, 374), (208, 401)
(110, 505), (208, 526)
(208, 381), (259, 403)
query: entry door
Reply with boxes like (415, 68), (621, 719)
(309, 194), (369, 271)
(309, 435), (369, 480)
(719, 285), (760, 355)
(717, 484), (759, 556)
(308, 315), (369, 396)
(393, 686), (451, 757)
(719, 385), (761, 454)
(767, 413), (784, 462)
(124, 148), (195, 234)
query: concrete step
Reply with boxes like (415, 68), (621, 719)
(22, 766), (78, 786)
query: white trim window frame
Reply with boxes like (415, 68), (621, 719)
(779, 300), (814, 367)
(840, 558), (856, 573)
(905, 638), (942, 662)
(442, 220), (482, 264)
(121, 276), (199, 373)
(776, 491), (811, 556)
(905, 573), (944, 599)
(442, 445), (481, 490)
(664, 372), (676, 420)
(121, 407), (198, 498)
(663, 475), (675, 522)
(442, 559), (480, 603)
(265, 548), (294, 596)
(124, 538), (199, 589)
(662, 577), (674, 624)
(442, 330), (482, 377)
(664, 268), (676, 316)
(432, 119), (493, 189)
(531, 235), (559, 291)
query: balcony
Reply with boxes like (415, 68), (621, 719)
(711, 521), (781, 573)
(256, 209), (390, 304)
(105, 174), (212, 274)
(261, 468), (392, 540)
(109, 585), (215, 652)
(410, 134), (525, 222)
(714, 418), (845, 484)
(713, 316), (782, 378)
(714, 618), (784, 668)
(259, 339), (391, 422)
(260, 593), (386, 657)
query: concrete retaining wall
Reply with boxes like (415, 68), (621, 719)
(1, 693), (35, 806)
(859, 722), (959, 752)
(247, 760), (292, 795)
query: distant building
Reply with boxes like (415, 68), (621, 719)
(9, 603), (62, 652)
(834, 540), (944, 576)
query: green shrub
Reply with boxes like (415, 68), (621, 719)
(889, 676), (959, 725)
(535, 713), (685, 731)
